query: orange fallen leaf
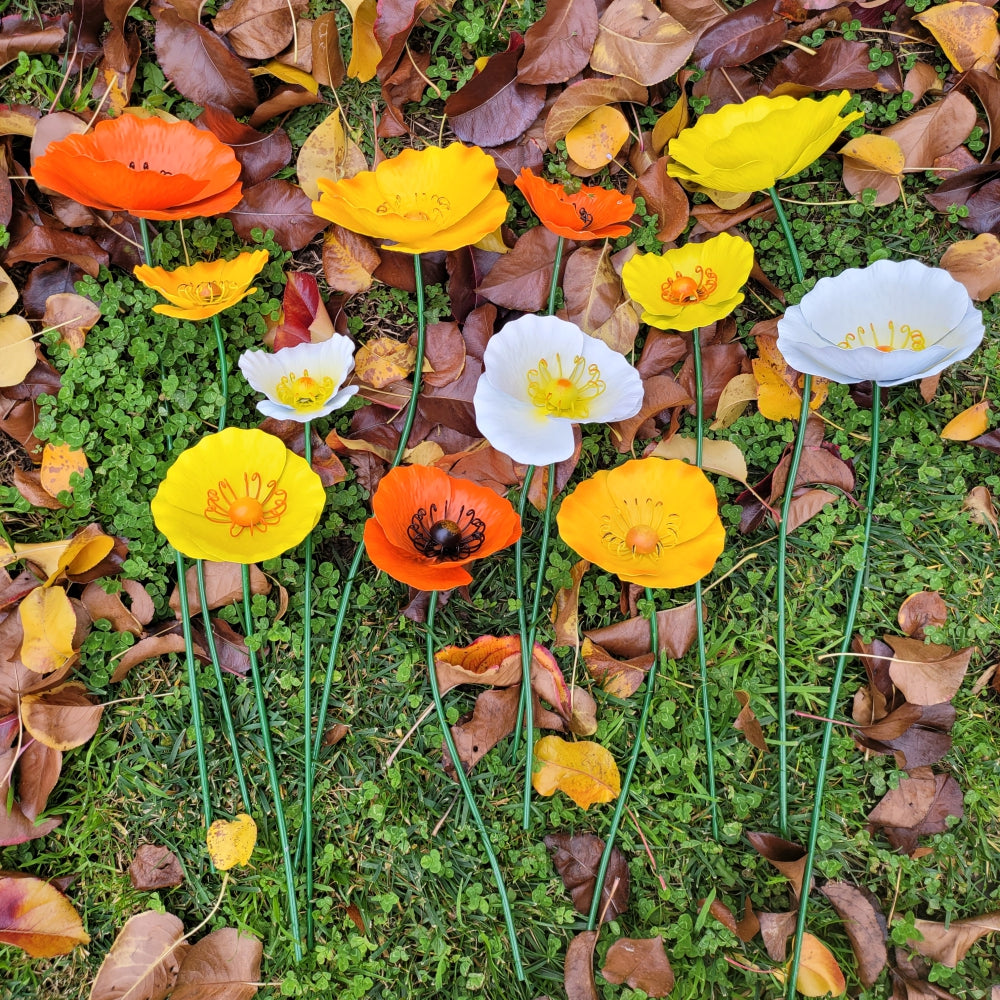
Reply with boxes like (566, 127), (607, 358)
(18, 586), (77, 674)
(532, 735), (620, 809)
(915, 1), (1000, 72)
(940, 234), (1000, 301)
(773, 934), (846, 997)
(941, 400), (989, 441)
(0, 872), (90, 957)
(40, 442), (89, 497)
(565, 105), (630, 169)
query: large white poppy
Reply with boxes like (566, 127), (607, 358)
(239, 336), (358, 422)
(473, 315), (644, 465)
(776, 260), (984, 387)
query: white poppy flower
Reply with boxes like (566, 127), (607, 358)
(239, 336), (358, 422)
(777, 259), (984, 387)
(473, 315), (645, 465)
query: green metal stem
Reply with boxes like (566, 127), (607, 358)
(139, 218), (153, 267)
(587, 589), (660, 929)
(547, 236), (565, 316)
(240, 564), (303, 962)
(690, 330), (718, 840)
(210, 313), (229, 431)
(196, 559), (252, 815)
(390, 255), (427, 467)
(768, 185), (809, 839)
(302, 425), (316, 950)
(785, 393), (880, 1000)
(511, 463), (536, 759)
(426, 591), (525, 982)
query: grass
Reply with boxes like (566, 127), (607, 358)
(2, 6), (1000, 1000)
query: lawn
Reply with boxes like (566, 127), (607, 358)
(1, 0), (999, 998)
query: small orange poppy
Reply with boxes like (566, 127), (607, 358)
(514, 168), (635, 240)
(364, 466), (521, 591)
(32, 115), (242, 221)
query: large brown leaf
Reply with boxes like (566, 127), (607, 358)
(20, 681), (103, 751)
(600, 936), (675, 996)
(477, 225), (562, 311)
(691, 0), (787, 70)
(224, 179), (326, 251)
(212, 0), (307, 59)
(609, 373), (692, 451)
(635, 157), (689, 243)
(171, 927), (262, 1000)
(589, 0), (696, 86)
(0, 14), (66, 70)
(154, 9), (258, 114)
(90, 910), (187, 1000)
(544, 76), (647, 150)
(518, 0), (599, 84)
(565, 930), (600, 1000)
(561, 244), (622, 337)
(765, 37), (889, 93)
(908, 911), (1000, 968)
(584, 601), (698, 660)
(196, 106), (292, 187)
(867, 772), (964, 854)
(443, 685), (521, 776)
(820, 882), (887, 987)
(0, 748), (62, 846)
(445, 33), (547, 147)
(883, 92), (977, 170)
(883, 636), (971, 706)
(545, 832), (630, 922)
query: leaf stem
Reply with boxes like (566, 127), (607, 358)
(785, 391), (880, 1000)
(511, 462), (535, 761)
(426, 591), (525, 982)
(210, 313), (229, 431)
(240, 563), (303, 962)
(768, 185), (809, 839)
(587, 588), (660, 930)
(195, 559), (252, 815)
(302, 423), (316, 950)
(690, 329), (719, 839)
(547, 235), (565, 316)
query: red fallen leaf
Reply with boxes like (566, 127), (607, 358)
(958, 69), (1000, 159)
(154, 9), (257, 114)
(692, 0), (788, 70)
(0, 744), (63, 845)
(270, 272), (335, 350)
(434, 634), (523, 694)
(679, 340), (752, 421)
(446, 33), (547, 148)
(560, 244), (625, 339)
(224, 178), (325, 252)
(196, 105), (293, 187)
(519, 0), (599, 84)
(419, 321), (466, 387)
(0, 14), (67, 69)
(446, 247), (500, 323)
(477, 225), (562, 312)
(925, 161), (1000, 236)
(545, 832), (630, 921)
(380, 47), (431, 135)
(0, 872), (88, 956)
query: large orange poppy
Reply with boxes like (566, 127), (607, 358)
(364, 465), (521, 591)
(31, 115), (243, 221)
(514, 168), (635, 240)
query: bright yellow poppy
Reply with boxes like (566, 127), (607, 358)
(312, 143), (509, 254)
(556, 458), (724, 588)
(621, 233), (754, 332)
(151, 427), (326, 563)
(667, 91), (863, 193)
(134, 250), (269, 321)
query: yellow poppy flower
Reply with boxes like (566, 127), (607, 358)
(151, 427), (326, 563)
(667, 91), (863, 193)
(556, 458), (724, 588)
(621, 233), (754, 332)
(312, 143), (509, 254)
(134, 250), (269, 321)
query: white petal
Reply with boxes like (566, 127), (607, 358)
(473, 376), (575, 464)
(584, 348), (645, 422)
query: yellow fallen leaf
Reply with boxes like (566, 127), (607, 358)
(296, 109), (367, 200)
(773, 934), (847, 997)
(915, 1), (1000, 72)
(206, 814), (258, 870)
(40, 443), (89, 497)
(941, 400), (989, 441)
(342, 0), (381, 82)
(0, 264), (18, 313)
(0, 314), (37, 388)
(840, 134), (905, 175)
(532, 735), (620, 810)
(753, 338), (829, 421)
(250, 60), (320, 94)
(651, 91), (688, 154)
(355, 336), (417, 388)
(649, 435), (748, 483)
(711, 372), (758, 430)
(566, 106), (630, 170)
(19, 586), (77, 674)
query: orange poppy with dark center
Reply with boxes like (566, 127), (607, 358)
(514, 168), (635, 241)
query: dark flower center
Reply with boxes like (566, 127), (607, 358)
(407, 503), (486, 560)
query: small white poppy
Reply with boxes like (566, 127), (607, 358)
(777, 259), (984, 387)
(239, 336), (358, 422)
(473, 315), (645, 465)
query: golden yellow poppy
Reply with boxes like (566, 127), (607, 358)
(152, 427), (326, 563)
(556, 458), (724, 588)
(134, 250), (269, 321)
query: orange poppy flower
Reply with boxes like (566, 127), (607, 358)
(364, 465), (521, 591)
(514, 168), (635, 240)
(31, 115), (242, 221)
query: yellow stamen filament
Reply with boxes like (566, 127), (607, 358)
(376, 192), (451, 222)
(526, 354), (606, 419)
(204, 472), (287, 537)
(838, 320), (926, 352)
(275, 369), (336, 411)
(601, 498), (680, 560)
(176, 279), (243, 307)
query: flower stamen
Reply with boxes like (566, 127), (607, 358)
(837, 320), (926, 352)
(204, 472), (287, 537)
(275, 369), (336, 412)
(407, 502), (486, 560)
(660, 266), (718, 305)
(601, 497), (680, 560)
(526, 354), (606, 419)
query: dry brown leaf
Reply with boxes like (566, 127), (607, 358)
(171, 927), (262, 1000)
(747, 832), (809, 899)
(89, 910), (187, 1000)
(898, 592), (947, 639)
(820, 882), (887, 988)
(21, 681), (103, 751)
(601, 936), (675, 996)
(908, 911), (1000, 968)
(940, 234), (1000, 300)
(884, 636), (971, 705)
(443, 686), (520, 775)
(963, 484), (999, 531)
(545, 832), (630, 921)
(883, 92), (977, 170)
(168, 562), (270, 617)
(129, 845), (185, 891)
(733, 689), (767, 750)
(565, 930), (600, 1000)
(551, 559), (590, 647)
(590, 0), (696, 86)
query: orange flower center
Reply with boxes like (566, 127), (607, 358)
(526, 354), (606, 419)
(177, 280), (242, 307)
(276, 370), (336, 412)
(204, 472), (287, 537)
(660, 267), (718, 306)
(602, 498), (679, 560)
(407, 503), (485, 561)
(376, 192), (451, 223)
(837, 321), (926, 352)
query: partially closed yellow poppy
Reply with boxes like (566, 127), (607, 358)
(557, 458), (724, 588)
(312, 143), (509, 254)
(668, 92), (863, 193)
(152, 427), (325, 563)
